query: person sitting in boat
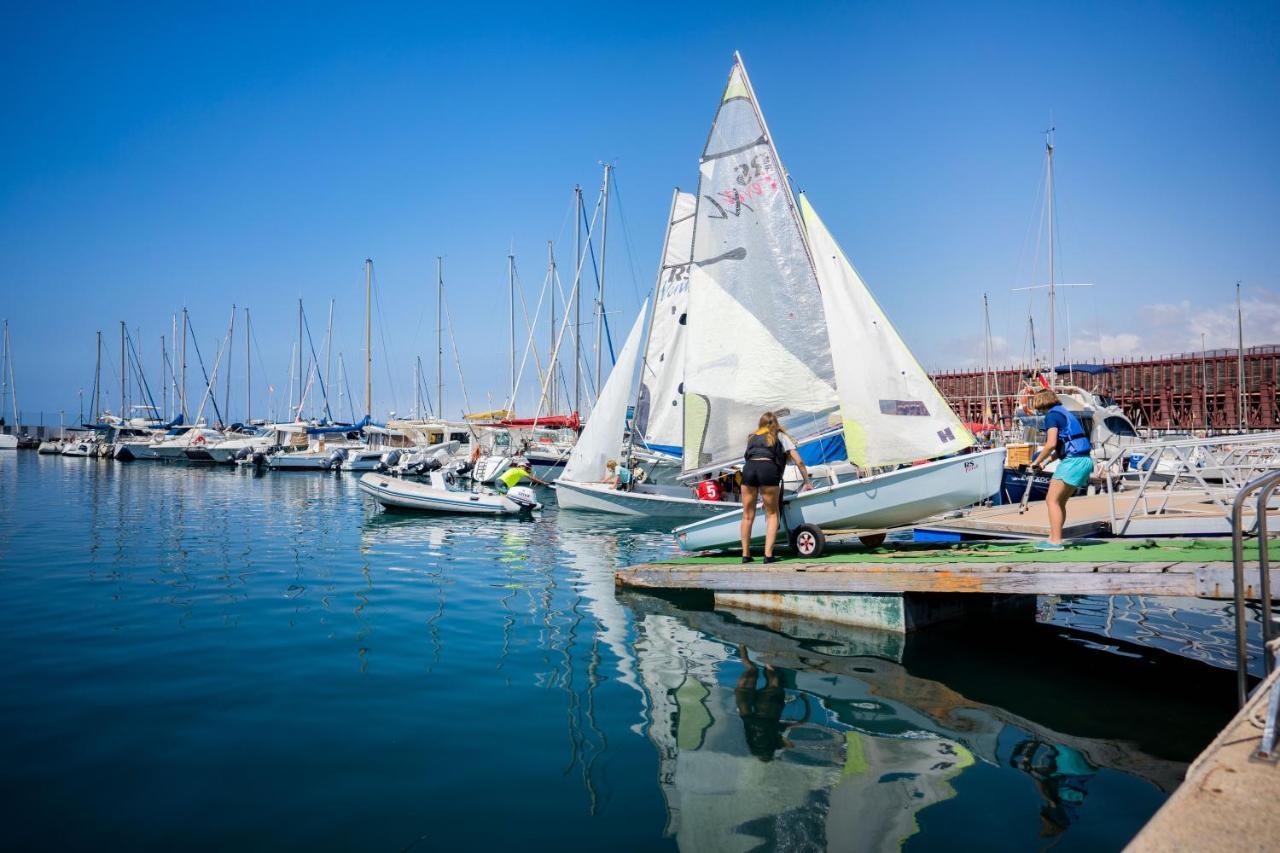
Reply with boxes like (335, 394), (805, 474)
(1029, 389), (1094, 551)
(602, 459), (633, 491)
(694, 472), (722, 502)
(740, 412), (812, 564)
(496, 461), (547, 493)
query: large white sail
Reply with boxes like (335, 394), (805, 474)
(681, 58), (838, 472)
(561, 300), (649, 483)
(633, 189), (696, 457)
(800, 194), (975, 466)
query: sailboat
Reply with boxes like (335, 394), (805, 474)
(672, 54), (1005, 556)
(0, 320), (18, 450)
(555, 191), (738, 519)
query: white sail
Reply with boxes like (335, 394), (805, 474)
(800, 194), (975, 466)
(560, 300), (649, 483)
(681, 58), (838, 472)
(633, 190), (696, 456)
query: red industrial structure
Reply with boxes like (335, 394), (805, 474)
(931, 345), (1280, 432)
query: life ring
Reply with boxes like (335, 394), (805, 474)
(193, 434), (207, 445)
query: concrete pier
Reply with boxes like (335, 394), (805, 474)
(1127, 663), (1280, 851)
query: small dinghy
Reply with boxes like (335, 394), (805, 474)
(358, 470), (540, 515)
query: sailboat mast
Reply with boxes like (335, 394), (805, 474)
(436, 257), (444, 419)
(94, 331), (102, 421)
(547, 240), (557, 413)
(596, 164), (612, 391)
(1237, 281), (1246, 431)
(573, 185), (582, 414)
(364, 258), (373, 421)
(119, 320), (125, 420)
(1046, 130), (1056, 374)
(296, 299), (303, 420)
(414, 357), (420, 419)
(245, 308), (251, 425)
(508, 252), (516, 408)
(324, 298), (335, 419)
(180, 309), (187, 420)
(982, 293), (993, 423)
(224, 307), (235, 425)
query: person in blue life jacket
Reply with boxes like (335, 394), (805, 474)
(1028, 389), (1094, 551)
(740, 411), (812, 564)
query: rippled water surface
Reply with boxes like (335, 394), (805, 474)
(0, 453), (1241, 850)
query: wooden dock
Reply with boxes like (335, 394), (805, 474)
(617, 560), (1275, 598)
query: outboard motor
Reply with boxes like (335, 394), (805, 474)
(381, 449), (402, 468)
(251, 451), (268, 467)
(455, 460), (474, 478)
(235, 446), (254, 461)
(504, 485), (541, 512)
(325, 447), (348, 470)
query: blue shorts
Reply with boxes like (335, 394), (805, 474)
(1053, 456), (1094, 489)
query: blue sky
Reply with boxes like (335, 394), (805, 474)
(2, 1), (1277, 424)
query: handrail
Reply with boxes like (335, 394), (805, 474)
(1232, 469), (1280, 707)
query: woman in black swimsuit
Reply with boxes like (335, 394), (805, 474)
(740, 411), (811, 563)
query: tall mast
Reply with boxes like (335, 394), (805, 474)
(224, 306), (235, 425)
(296, 299), (303, 420)
(414, 357), (421, 419)
(573, 185), (582, 413)
(364, 258), (373, 421)
(547, 240), (557, 413)
(324, 298), (335, 419)
(94, 331), (102, 421)
(1237, 281), (1246, 431)
(982, 293), (993, 423)
(119, 320), (125, 419)
(180, 309), (188, 420)
(508, 251), (517, 408)
(595, 164), (612, 391)
(1201, 331), (1209, 432)
(436, 257), (444, 419)
(245, 308), (251, 424)
(160, 334), (168, 421)
(1046, 128), (1056, 374)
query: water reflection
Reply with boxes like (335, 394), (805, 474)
(0, 454), (1241, 850)
(618, 591), (1229, 850)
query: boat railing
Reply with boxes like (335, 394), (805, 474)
(1101, 432), (1280, 536)
(1231, 469), (1280, 708)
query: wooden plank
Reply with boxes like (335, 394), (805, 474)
(1193, 568), (1280, 601)
(615, 567), (1197, 596)
(1128, 562), (1180, 574)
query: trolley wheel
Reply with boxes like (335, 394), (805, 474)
(858, 532), (887, 549)
(790, 524), (826, 559)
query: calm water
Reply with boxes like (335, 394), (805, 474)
(0, 453), (1241, 850)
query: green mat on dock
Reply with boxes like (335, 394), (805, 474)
(671, 538), (1259, 565)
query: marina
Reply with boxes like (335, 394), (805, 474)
(3, 5), (1279, 850)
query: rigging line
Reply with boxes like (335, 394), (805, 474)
(188, 325), (226, 427)
(249, 318), (276, 414)
(372, 263), (399, 419)
(300, 306), (335, 423)
(123, 328), (159, 417)
(512, 260), (547, 406)
(509, 259), (553, 415)
(440, 290), (476, 418)
(605, 168), (647, 311)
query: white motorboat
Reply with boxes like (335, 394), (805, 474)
(61, 438), (99, 457)
(555, 479), (734, 520)
(473, 453), (513, 484)
(148, 427), (225, 461)
(0, 434), (16, 450)
(522, 438), (574, 481)
(676, 449), (1006, 554)
(358, 470), (540, 515)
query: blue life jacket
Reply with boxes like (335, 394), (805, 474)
(1049, 405), (1092, 458)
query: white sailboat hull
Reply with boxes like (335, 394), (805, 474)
(358, 473), (534, 515)
(675, 448), (1006, 551)
(555, 479), (736, 520)
(0, 434), (17, 450)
